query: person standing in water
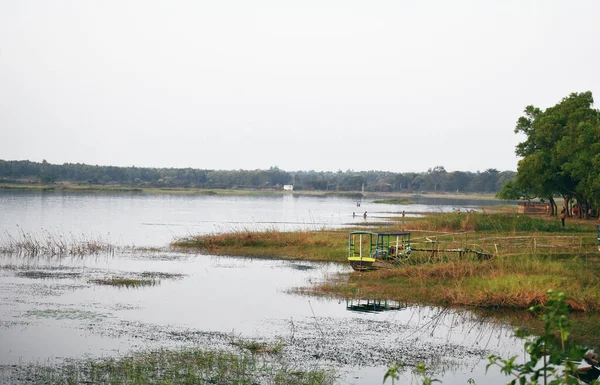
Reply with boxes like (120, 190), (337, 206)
(363, 211), (367, 219)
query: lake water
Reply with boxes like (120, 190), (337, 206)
(0, 191), (505, 246)
(0, 191), (523, 384)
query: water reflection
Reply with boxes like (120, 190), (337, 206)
(345, 298), (407, 314)
(0, 250), (528, 385)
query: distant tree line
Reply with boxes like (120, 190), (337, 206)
(498, 91), (600, 217)
(0, 159), (515, 194)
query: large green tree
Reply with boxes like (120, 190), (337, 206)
(502, 91), (600, 216)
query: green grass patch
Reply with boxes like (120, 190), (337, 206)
(232, 340), (286, 354)
(372, 198), (414, 205)
(22, 308), (108, 322)
(413, 212), (591, 232)
(323, 192), (364, 199)
(5, 347), (335, 385)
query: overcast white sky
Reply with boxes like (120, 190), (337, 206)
(1, 1), (598, 173)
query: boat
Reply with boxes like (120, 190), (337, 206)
(347, 231), (411, 271)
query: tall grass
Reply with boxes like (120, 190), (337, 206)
(412, 212), (588, 232)
(0, 228), (116, 257)
(316, 251), (600, 312)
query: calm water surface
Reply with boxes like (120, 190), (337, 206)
(0, 191), (499, 246)
(0, 191), (523, 384)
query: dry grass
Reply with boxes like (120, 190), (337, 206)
(173, 229), (345, 262)
(1, 229), (116, 257)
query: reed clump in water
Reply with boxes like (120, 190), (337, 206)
(0, 229), (116, 257)
(140, 271), (186, 279)
(90, 277), (157, 288)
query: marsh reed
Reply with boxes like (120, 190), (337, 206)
(0, 228), (116, 257)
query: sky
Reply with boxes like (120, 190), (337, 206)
(1, 1), (599, 173)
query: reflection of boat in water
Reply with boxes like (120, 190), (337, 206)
(346, 298), (407, 313)
(577, 352), (600, 384)
(347, 231), (411, 271)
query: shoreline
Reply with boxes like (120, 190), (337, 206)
(0, 182), (506, 201)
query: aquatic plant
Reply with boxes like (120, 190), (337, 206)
(2, 347), (335, 385)
(232, 339), (286, 354)
(23, 308), (108, 322)
(16, 270), (82, 279)
(140, 271), (186, 279)
(90, 277), (157, 288)
(0, 228), (116, 257)
(373, 198), (414, 205)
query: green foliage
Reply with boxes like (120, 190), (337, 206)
(388, 290), (599, 385)
(384, 363), (440, 385)
(497, 180), (532, 201)
(487, 289), (597, 385)
(510, 91), (600, 212)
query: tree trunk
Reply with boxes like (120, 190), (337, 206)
(549, 197), (557, 216)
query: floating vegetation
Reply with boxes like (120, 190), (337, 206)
(373, 198), (414, 205)
(140, 271), (186, 279)
(1, 347), (335, 385)
(16, 271), (82, 279)
(90, 277), (158, 288)
(232, 339), (286, 354)
(289, 263), (314, 271)
(22, 308), (108, 322)
(0, 229), (116, 257)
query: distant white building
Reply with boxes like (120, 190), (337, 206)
(283, 184), (294, 191)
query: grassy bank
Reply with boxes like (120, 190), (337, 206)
(174, 229), (347, 262)
(173, 212), (600, 313)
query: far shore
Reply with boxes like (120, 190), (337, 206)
(0, 182), (506, 201)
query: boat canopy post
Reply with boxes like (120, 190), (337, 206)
(359, 234), (362, 259)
